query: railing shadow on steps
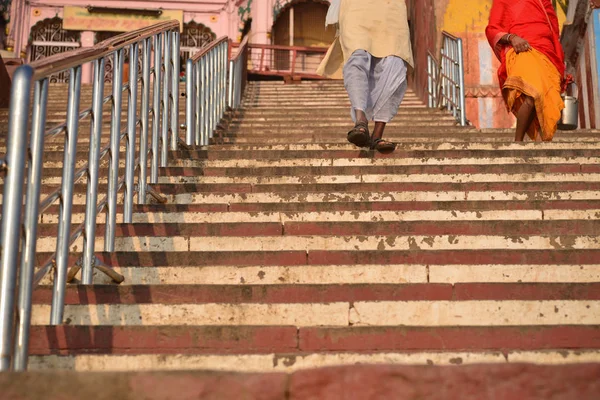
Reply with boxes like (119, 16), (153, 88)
(427, 32), (468, 126)
(0, 20), (184, 371)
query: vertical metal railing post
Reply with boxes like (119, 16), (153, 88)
(456, 38), (467, 126)
(50, 65), (83, 325)
(209, 51), (216, 137)
(194, 60), (201, 146)
(228, 59), (234, 109)
(186, 58), (195, 146)
(223, 43), (229, 115)
(151, 33), (162, 183)
(82, 57), (107, 284)
(220, 43), (226, 119)
(170, 30), (180, 151)
(201, 57), (208, 146)
(105, 49), (125, 251)
(0, 66), (32, 371)
(124, 43), (139, 223)
(451, 41), (458, 120)
(13, 78), (49, 370)
(427, 55), (433, 108)
(161, 32), (171, 167)
(139, 37), (152, 204)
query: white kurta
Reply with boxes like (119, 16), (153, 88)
(317, 0), (414, 78)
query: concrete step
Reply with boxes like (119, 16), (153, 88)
(26, 351), (600, 372)
(29, 299), (600, 326)
(7, 366), (599, 398)
(35, 232), (600, 253)
(20, 76), (600, 376)
(26, 323), (600, 356)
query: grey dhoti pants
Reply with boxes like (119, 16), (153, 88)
(343, 50), (408, 123)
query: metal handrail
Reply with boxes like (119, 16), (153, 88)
(427, 31), (468, 126)
(185, 37), (230, 146)
(228, 36), (250, 110)
(0, 20), (181, 371)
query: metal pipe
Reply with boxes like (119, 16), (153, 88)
(139, 37), (152, 203)
(200, 57), (208, 146)
(13, 78), (49, 371)
(457, 38), (467, 126)
(82, 57), (107, 285)
(124, 42), (139, 223)
(151, 33), (162, 183)
(161, 31), (171, 167)
(170, 31), (180, 151)
(51, 65), (83, 325)
(194, 62), (201, 146)
(186, 58), (195, 146)
(0, 66), (32, 371)
(207, 52), (213, 138)
(228, 59), (234, 109)
(105, 49), (125, 252)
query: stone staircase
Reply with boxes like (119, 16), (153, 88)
(1, 80), (600, 373)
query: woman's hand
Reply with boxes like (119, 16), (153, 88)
(510, 35), (532, 54)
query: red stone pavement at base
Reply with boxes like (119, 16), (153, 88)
(1, 364), (599, 400)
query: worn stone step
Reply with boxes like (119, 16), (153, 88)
(170, 156), (600, 169)
(27, 325), (600, 356)
(37, 249), (600, 268)
(34, 220), (600, 241)
(175, 147), (600, 160)
(35, 233), (600, 253)
(26, 350), (600, 372)
(157, 173), (600, 185)
(206, 136), (600, 144)
(159, 164), (600, 178)
(36, 200), (600, 224)
(31, 284), (600, 305)
(16, 188), (600, 207)
(30, 300), (600, 326)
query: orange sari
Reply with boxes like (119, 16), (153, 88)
(486, 0), (565, 141)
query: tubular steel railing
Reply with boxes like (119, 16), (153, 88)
(228, 36), (249, 112)
(185, 37), (229, 147)
(244, 43), (328, 79)
(0, 20), (181, 371)
(427, 32), (467, 126)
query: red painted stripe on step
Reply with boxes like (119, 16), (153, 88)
(38, 223), (284, 237)
(28, 326), (298, 355)
(112, 223), (283, 237)
(32, 284), (453, 305)
(453, 283), (600, 301)
(96, 251), (308, 267)
(228, 200), (600, 213)
(32, 283), (600, 305)
(298, 326), (600, 352)
(284, 221), (600, 236)
(134, 204), (229, 213)
(248, 182), (600, 194)
(37, 250), (600, 268)
(179, 149), (600, 160)
(308, 250), (600, 266)
(164, 164), (584, 177)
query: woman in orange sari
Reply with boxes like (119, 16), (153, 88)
(486, 0), (566, 142)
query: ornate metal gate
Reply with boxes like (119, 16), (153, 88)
(29, 17), (80, 83)
(181, 22), (216, 60)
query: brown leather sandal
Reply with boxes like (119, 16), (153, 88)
(347, 121), (370, 148)
(370, 138), (396, 154)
